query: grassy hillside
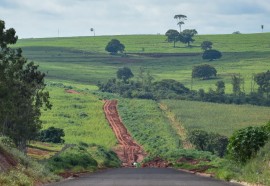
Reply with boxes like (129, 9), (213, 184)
(14, 33), (270, 93)
(41, 83), (117, 149)
(161, 100), (270, 136)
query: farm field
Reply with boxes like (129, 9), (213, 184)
(14, 33), (270, 93)
(40, 83), (117, 149)
(160, 99), (270, 136)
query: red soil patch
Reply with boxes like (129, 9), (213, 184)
(142, 157), (172, 168)
(27, 147), (51, 157)
(65, 89), (80, 94)
(104, 100), (147, 167)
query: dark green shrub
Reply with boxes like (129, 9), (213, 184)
(188, 129), (228, 157)
(227, 126), (269, 163)
(37, 127), (65, 143)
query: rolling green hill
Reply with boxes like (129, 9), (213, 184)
(14, 33), (270, 93)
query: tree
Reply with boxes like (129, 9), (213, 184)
(231, 74), (243, 96)
(227, 126), (269, 163)
(174, 14), (187, 32)
(201, 41), (213, 51)
(254, 70), (270, 98)
(0, 20), (51, 152)
(105, 39), (125, 54)
(165, 29), (179, 48)
(179, 29), (198, 47)
(37, 127), (65, 143)
(116, 67), (134, 82)
(216, 80), (225, 94)
(192, 64), (217, 80)
(202, 49), (222, 61)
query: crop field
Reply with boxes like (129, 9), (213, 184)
(40, 83), (117, 149)
(117, 98), (181, 155)
(14, 33), (270, 93)
(161, 99), (270, 136)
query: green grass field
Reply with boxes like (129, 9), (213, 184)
(161, 99), (270, 136)
(14, 33), (270, 93)
(40, 83), (117, 149)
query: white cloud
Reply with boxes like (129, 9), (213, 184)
(0, 0), (269, 38)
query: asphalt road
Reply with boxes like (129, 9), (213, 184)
(46, 168), (242, 186)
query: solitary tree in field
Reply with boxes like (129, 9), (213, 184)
(117, 67), (134, 82)
(174, 14), (187, 33)
(254, 70), (270, 98)
(192, 64), (217, 80)
(202, 49), (222, 61)
(0, 19), (51, 152)
(105, 39), (125, 54)
(165, 29), (180, 48)
(201, 41), (213, 51)
(179, 29), (198, 47)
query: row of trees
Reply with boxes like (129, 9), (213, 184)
(99, 67), (270, 106)
(0, 20), (51, 152)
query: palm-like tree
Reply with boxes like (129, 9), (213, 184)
(174, 14), (187, 33)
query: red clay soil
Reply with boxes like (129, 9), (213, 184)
(141, 157), (172, 168)
(65, 89), (80, 94)
(104, 100), (147, 167)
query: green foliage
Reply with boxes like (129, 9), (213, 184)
(47, 143), (120, 173)
(37, 127), (65, 143)
(179, 29), (198, 46)
(201, 41), (213, 51)
(0, 141), (59, 185)
(165, 29), (179, 47)
(116, 67), (134, 82)
(231, 74), (244, 96)
(105, 39), (125, 54)
(188, 130), (228, 157)
(192, 64), (217, 80)
(0, 19), (51, 152)
(227, 126), (269, 163)
(254, 70), (270, 98)
(238, 140), (270, 185)
(47, 144), (98, 172)
(202, 49), (222, 61)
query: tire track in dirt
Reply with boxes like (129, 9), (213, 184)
(104, 100), (146, 167)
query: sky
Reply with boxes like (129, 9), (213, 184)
(0, 0), (269, 38)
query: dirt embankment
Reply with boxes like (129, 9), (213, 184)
(0, 146), (17, 172)
(103, 100), (146, 167)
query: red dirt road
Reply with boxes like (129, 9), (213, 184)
(104, 100), (146, 167)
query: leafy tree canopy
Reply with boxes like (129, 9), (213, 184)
(201, 41), (213, 51)
(105, 39), (125, 54)
(254, 70), (270, 98)
(202, 49), (222, 61)
(192, 64), (217, 80)
(179, 29), (198, 46)
(165, 29), (179, 47)
(0, 19), (51, 152)
(116, 67), (134, 82)
(37, 127), (65, 143)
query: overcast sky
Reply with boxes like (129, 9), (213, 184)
(0, 0), (269, 38)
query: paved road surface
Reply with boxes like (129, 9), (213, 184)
(47, 168), (242, 186)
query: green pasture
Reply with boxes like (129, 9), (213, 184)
(161, 100), (270, 137)
(14, 33), (270, 93)
(40, 84), (117, 149)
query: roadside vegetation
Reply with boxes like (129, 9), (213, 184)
(1, 18), (269, 185)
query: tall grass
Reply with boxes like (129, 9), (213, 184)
(161, 100), (270, 136)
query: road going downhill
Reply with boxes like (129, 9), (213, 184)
(47, 168), (242, 186)
(103, 100), (146, 167)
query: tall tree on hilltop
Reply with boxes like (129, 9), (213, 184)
(174, 14), (187, 33)
(0, 19), (51, 152)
